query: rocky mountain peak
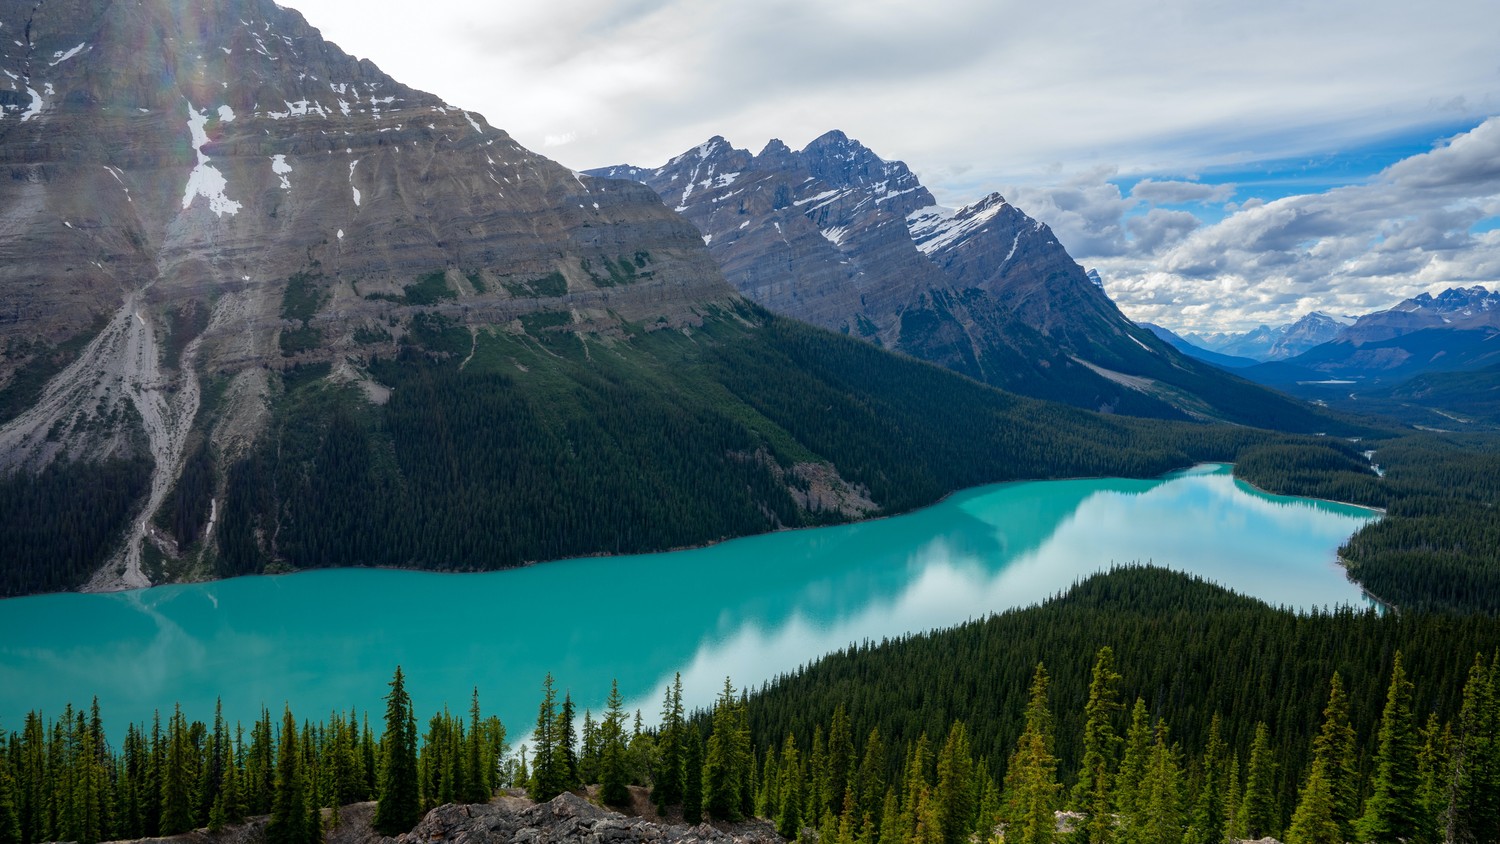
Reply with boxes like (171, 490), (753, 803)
(0, 0), (736, 590)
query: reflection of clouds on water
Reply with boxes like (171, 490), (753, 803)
(3, 464), (1381, 737)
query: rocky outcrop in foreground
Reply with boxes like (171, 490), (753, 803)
(392, 793), (781, 844)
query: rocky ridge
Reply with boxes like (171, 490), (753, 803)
(0, 0), (736, 590)
(592, 134), (1325, 427)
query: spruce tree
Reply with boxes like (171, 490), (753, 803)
(558, 693), (580, 791)
(703, 678), (745, 821)
(934, 722), (974, 844)
(1001, 663), (1059, 844)
(1237, 722), (1277, 840)
(1184, 713), (1229, 844)
(266, 707), (311, 844)
(0, 744), (20, 844)
(777, 734), (802, 840)
(1450, 652), (1500, 843)
(828, 704), (854, 821)
(1138, 721), (1183, 844)
(1309, 672), (1358, 841)
(374, 666), (421, 835)
(528, 674), (562, 801)
(683, 729), (704, 824)
(655, 675), (685, 810)
(465, 690), (490, 804)
(1357, 653), (1425, 843)
(600, 680), (631, 806)
(1072, 646), (1122, 844)
(1285, 756), (1340, 844)
(1113, 698), (1151, 834)
(856, 728), (887, 833)
(160, 704), (194, 836)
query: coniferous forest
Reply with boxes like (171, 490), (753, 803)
(5, 568), (1500, 844)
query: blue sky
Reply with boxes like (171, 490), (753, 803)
(283, 0), (1499, 331)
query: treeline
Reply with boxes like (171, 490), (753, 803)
(0, 456), (151, 597)
(1235, 432), (1500, 613)
(0, 669), (505, 844)
(740, 567), (1500, 835)
(211, 307), (1286, 580)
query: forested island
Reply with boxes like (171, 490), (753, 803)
(4, 568), (1499, 844)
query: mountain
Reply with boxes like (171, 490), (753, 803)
(0, 0), (1300, 598)
(1242, 286), (1500, 390)
(590, 134), (1327, 430)
(1187, 311), (1350, 361)
(1142, 323), (1259, 369)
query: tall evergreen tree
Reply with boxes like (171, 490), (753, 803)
(0, 738), (20, 844)
(528, 674), (563, 801)
(1286, 756), (1340, 844)
(1138, 721), (1184, 844)
(465, 690), (491, 804)
(704, 678), (747, 821)
(160, 704), (195, 836)
(827, 704), (855, 821)
(683, 729), (704, 824)
(1071, 646), (1122, 844)
(1237, 722), (1277, 840)
(267, 707), (312, 844)
(856, 727), (887, 833)
(600, 680), (631, 806)
(655, 675), (686, 810)
(1002, 664), (1060, 844)
(1449, 653), (1500, 843)
(934, 722), (975, 844)
(1113, 698), (1152, 836)
(374, 666), (421, 835)
(1357, 652), (1426, 844)
(777, 733), (803, 840)
(1184, 713), (1230, 844)
(558, 693), (580, 791)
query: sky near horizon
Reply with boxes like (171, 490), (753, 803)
(284, 0), (1499, 332)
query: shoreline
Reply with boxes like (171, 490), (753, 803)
(54, 461), (1380, 601)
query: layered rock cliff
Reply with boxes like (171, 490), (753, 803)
(0, 0), (734, 590)
(591, 133), (1324, 427)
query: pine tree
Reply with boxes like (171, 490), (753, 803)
(160, 704), (194, 836)
(267, 707), (311, 844)
(465, 690), (491, 804)
(374, 666), (421, 835)
(1450, 652), (1500, 844)
(1309, 672), (1359, 841)
(1285, 756), (1340, 844)
(1002, 664), (1059, 844)
(683, 729), (704, 824)
(778, 734), (804, 839)
(1071, 646), (1122, 844)
(1184, 713), (1229, 844)
(1237, 722), (1277, 840)
(0, 741), (20, 844)
(557, 693), (580, 791)
(1113, 697), (1151, 837)
(1357, 653), (1425, 843)
(704, 678), (746, 821)
(857, 728), (887, 834)
(601, 680), (631, 806)
(655, 675), (685, 810)
(1138, 721), (1184, 844)
(528, 674), (562, 801)
(828, 704), (854, 821)
(934, 722), (974, 844)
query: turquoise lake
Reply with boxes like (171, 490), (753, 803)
(0, 464), (1378, 740)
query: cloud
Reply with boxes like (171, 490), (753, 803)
(1080, 119), (1500, 332)
(1130, 180), (1235, 205)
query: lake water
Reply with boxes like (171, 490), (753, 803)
(0, 464), (1377, 740)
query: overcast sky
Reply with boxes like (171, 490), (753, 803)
(285, 0), (1499, 332)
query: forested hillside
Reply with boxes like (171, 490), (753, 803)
(1234, 432), (1500, 613)
(6, 568), (1500, 844)
(132, 305), (1308, 588)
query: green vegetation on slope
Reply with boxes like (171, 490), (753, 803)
(1235, 432), (1500, 613)
(215, 304), (1292, 578)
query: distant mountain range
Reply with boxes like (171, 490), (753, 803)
(1154, 286), (1500, 429)
(590, 134), (1323, 430)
